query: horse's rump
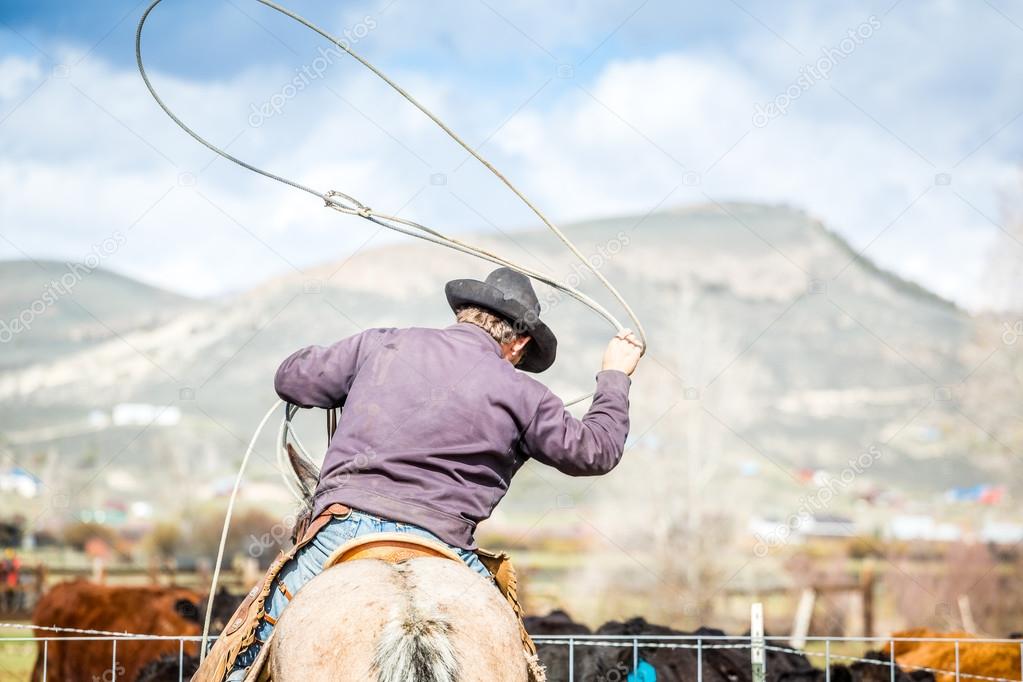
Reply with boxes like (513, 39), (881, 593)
(269, 557), (529, 682)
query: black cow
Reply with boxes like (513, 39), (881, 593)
(528, 612), (933, 682)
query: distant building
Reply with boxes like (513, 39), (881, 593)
(801, 514), (858, 538)
(87, 410), (110, 428)
(0, 467), (41, 498)
(944, 484), (1005, 505)
(886, 514), (962, 541)
(748, 513), (857, 547)
(981, 521), (1023, 544)
(111, 403), (181, 426)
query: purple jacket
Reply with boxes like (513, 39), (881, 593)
(274, 323), (632, 549)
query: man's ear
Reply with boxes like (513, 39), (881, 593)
(515, 336), (532, 352)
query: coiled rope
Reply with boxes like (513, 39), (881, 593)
(134, 0), (646, 356)
(136, 0), (648, 660)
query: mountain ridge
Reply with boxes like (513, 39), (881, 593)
(2, 202), (1002, 533)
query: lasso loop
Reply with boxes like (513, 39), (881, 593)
(135, 0), (647, 358)
(136, 0), (649, 660)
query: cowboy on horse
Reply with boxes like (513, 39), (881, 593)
(199, 267), (642, 681)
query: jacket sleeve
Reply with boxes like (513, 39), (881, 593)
(274, 328), (392, 409)
(520, 370), (632, 476)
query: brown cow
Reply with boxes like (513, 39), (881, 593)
(885, 628), (1022, 682)
(31, 580), (202, 682)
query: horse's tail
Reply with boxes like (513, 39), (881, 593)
(372, 565), (459, 682)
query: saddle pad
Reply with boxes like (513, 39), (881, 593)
(323, 531), (464, 568)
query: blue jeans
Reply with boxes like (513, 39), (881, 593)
(229, 508), (491, 676)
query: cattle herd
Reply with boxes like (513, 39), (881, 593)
(526, 611), (931, 682)
(23, 582), (1022, 681)
(29, 581), (239, 682)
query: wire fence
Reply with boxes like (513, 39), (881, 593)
(3, 630), (1022, 682)
(530, 634), (1023, 682)
(0, 633), (204, 682)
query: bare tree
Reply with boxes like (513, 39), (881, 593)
(984, 173), (1023, 313)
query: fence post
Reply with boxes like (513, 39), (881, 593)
(179, 639), (185, 682)
(955, 640), (960, 682)
(751, 603), (766, 682)
(861, 561), (875, 638)
(93, 557), (106, 584)
(790, 588), (815, 650)
(957, 596), (977, 635)
(42, 640), (47, 680)
(112, 639), (118, 681)
(889, 639), (895, 682)
(825, 639), (830, 682)
(632, 637), (639, 674)
(568, 637), (574, 682)
(697, 638), (703, 682)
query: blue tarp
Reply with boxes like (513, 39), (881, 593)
(628, 659), (656, 681)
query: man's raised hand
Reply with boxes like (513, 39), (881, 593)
(602, 329), (644, 376)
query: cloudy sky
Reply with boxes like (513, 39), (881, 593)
(0, 0), (1020, 308)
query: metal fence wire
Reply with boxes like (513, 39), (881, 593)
(528, 635), (1023, 682)
(0, 633), (203, 682)
(2, 632), (1021, 682)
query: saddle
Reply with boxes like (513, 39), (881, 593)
(323, 532), (464, 568)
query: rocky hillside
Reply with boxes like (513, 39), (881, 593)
(2, 202), (1012, 534)
(0, 259), (201, 371)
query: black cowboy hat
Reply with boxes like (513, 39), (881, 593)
(445, 267), (557, 373)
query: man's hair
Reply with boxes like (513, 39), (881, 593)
(455, 305), (524, 345)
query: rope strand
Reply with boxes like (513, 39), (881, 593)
(198, 398), (282, 660)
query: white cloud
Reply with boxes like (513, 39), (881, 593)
(0, 0), (1020, 310)
(492, 49), (1017, 309)
(0, 55), (43, 99)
